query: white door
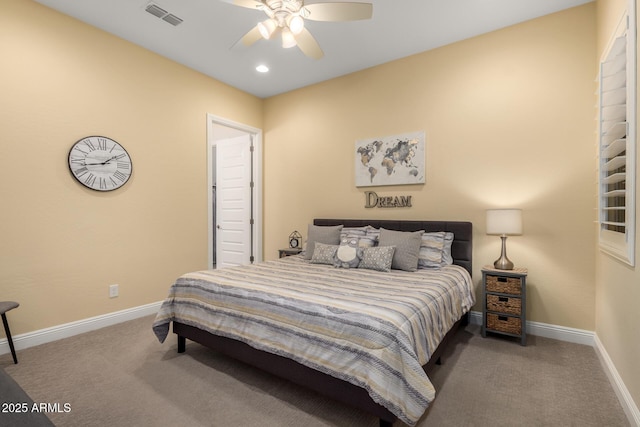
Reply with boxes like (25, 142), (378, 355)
(215, 135), (253, 268)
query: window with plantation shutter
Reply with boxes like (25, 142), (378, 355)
(598, 8), (636, 266)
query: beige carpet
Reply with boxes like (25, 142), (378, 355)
(1, 316), (629, 426)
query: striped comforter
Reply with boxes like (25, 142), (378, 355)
(152, 256), (474, 426)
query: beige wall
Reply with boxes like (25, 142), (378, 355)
(595, 0), (640, 413)
(0, 0), (262, 334)
(265, 5), (597, 330)
(3, 0), (638, 418)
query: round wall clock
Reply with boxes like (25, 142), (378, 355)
(68, 136), (132, 191)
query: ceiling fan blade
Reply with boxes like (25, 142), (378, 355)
(232, 0), (265, 10)
(240, 25), (263, 47)
(303, 2), (373, 22)
(295, 28), (324, 59)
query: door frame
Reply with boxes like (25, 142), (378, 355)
(206, 113), (263, 269)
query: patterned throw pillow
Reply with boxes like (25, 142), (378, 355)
(443, 232), (454, 265)
(333, 237), (363, 268)
(310, 242), (339, 265)
(365, 226), (381, 245)
(340, 226), (368, 239)
(378, 228), (424, 271)
(341, 226), (377, 248)
(358, 246), (396, 272)
(418, 232), (446, 269)
(418, 231), (456, 268)
(303, 224), (343, 260)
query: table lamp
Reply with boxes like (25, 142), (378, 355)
(486, 209), (522, 270)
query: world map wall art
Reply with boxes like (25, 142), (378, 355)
(355, 131), (425, 187)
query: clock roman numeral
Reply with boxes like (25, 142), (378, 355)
(84, 173), (96, 187)
(73, 167), (89, 178)
(97, 138), (108, 151)
(69, 156), (85, 165)
(73, 146), (89, 156)
(113, 170), (128, 182)
(99, 177), (107, 190)
(84, 140), (96, 151)
(117, 161), (130, 170)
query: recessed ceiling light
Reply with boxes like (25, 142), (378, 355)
(256, 64), (269, 73)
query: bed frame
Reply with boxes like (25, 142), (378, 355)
(173, 219), (473, 427)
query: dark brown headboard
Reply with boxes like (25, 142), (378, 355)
(314, 219), (473, 275)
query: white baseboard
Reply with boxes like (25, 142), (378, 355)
(0, 301), (162, 355)
(470, 310), (639, 426)
(468, 310), (594, 345)
(594, 334), (640, 427)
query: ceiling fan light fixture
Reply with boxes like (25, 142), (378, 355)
(288, 15), (304, 35)
(258, 18), (277, 39)
(232, 0), (373, 60)
(281, 27), (297, 48)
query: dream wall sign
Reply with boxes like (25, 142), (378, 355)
(355, 131), (425, 187)
(364, 191), (412, 208)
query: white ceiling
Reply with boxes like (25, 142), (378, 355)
(34, 0), (593, 98)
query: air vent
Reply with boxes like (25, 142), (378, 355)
(145, 3), (183, 26)
(162, 14), (183, 26)
(145, 3), (167, 18)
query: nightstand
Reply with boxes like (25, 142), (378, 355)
(278, 248), (302, 258)
(481, 266), (528, 346)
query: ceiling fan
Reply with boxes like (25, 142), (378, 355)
(231, 0), (373, 59)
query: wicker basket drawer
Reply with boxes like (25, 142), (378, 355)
(486, 275), (522, 295)
(486, 294), (522, 315)
(486, 313), (521, 335)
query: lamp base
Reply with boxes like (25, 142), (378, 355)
(493, 235), (514, 270)
(493, 257), (514, 270)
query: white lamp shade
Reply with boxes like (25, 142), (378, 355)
(281, 27), (297, 48)
(486, 209), (523, 236)
(288, 15), (304, 35)
(258, 19), (277, 39)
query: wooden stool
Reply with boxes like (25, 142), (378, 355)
(0, 301), (19, 364)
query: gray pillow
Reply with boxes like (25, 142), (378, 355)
(378, 228), (424, 271)
(304, 224), (343, 260)
(358, 246), (395, 272)
(310, 242), (339, 265)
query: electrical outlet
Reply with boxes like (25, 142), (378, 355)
(109, 284), (119, 298)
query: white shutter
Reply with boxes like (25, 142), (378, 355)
(598, 7), (636, 266)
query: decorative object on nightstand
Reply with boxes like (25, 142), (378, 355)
(288, 230), (302, 249)
(486, 208), (522, 270)
(481, 266), (527, 346)
(279, 248), (303, 258)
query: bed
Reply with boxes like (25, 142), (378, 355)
(153, 219), (473, 426)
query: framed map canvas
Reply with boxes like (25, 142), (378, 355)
(355, 131), (425, 187)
